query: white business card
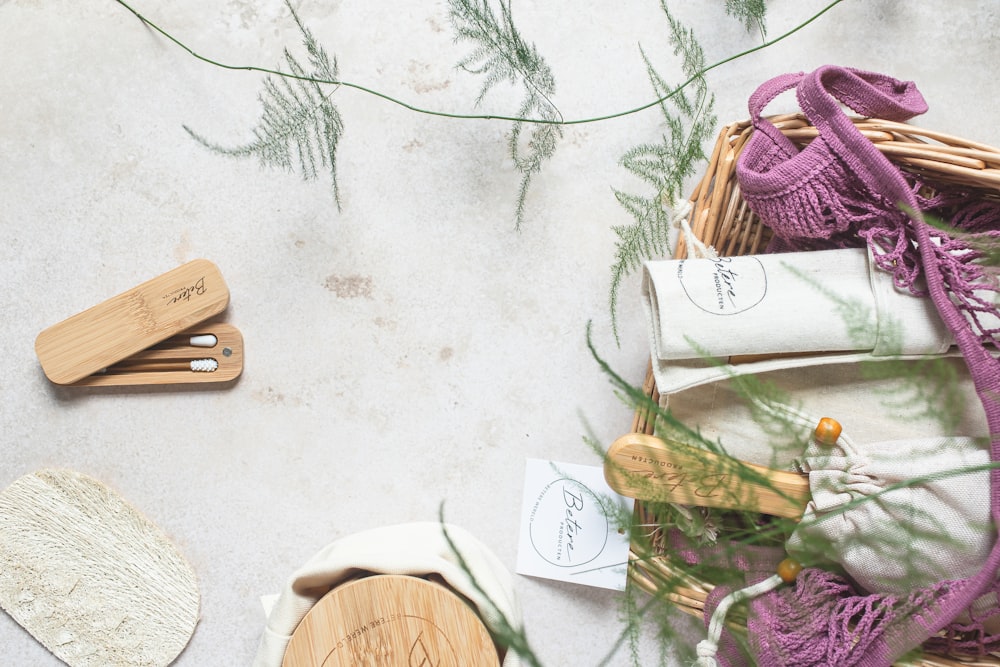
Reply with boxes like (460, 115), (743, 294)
(516, 459), (633, 591)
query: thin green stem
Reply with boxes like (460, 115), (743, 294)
(114, 0), (843, 126)
(437, 507), (546, 667)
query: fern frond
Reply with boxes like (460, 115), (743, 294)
(607, 190), (675, 347)
(725, 0), (768, 38)
(448, 0), (562, 228)
(184, 1), (344, 209)
(609, 2), (717, 343)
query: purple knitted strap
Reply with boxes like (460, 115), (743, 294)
(798, 66), (928, 128)
(793, 66), (926, 206)
(733, 65), (1000, 664)
(746, 67), (927, 159)
(747, 72), (804, 119)
(746, 71), (805, 151)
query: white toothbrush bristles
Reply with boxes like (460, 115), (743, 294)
(189, 358), (218, 372)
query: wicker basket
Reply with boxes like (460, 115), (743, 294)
(625, 114), (1000, 667)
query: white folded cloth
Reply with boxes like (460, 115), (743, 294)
(642, 247), (957, 394)
(253, 522), (522, 667)
(666, 357), (989, 468)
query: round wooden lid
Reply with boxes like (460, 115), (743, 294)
(281, 574), (501, 667)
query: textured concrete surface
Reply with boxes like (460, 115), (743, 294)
(1, 1), (998, 664)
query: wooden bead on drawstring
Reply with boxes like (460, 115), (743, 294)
(814, 417), (842, 447)
(777, 557), (803, 584)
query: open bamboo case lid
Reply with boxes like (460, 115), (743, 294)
(282, 574), (501, 667)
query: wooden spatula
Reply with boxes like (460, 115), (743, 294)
(604, 432), (811, 519)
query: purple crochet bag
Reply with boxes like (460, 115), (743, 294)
(720, 65), (1000, 665)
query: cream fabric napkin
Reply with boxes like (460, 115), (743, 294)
(253, 522), (522, 667)
(666, 355), (989, 468)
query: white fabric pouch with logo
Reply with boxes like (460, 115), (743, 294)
(643, 247), (954, 395)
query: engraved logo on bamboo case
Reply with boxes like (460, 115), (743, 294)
(162, 276), (208, 305)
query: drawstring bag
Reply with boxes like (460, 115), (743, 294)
(724, 65), (1000, 665)
(789, 434), (992, 598)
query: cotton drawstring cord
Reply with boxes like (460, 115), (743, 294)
(670, 199), (717, 261)
(695, 574), (786, 666)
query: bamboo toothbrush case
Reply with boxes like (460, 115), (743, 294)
(281, 574), (501, 667)
(34, 259), (243, 387)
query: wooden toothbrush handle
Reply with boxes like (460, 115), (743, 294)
(604, 433), (811, 519)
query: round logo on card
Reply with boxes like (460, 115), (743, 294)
(528, 478), (609, 567)
(677, 255), (767, 315)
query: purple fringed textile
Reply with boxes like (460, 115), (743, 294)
(746, 569), (951, 667)
(733, 65), (1000, 665)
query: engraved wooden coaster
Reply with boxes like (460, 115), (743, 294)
(281, 574), (500, 667)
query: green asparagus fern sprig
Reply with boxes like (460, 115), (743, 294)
(115, 0), (842, 129)
(608, 1), (720, 344)
(114, 0), (846, 228)
(726, 0), (768, 39)
(447, 0), (562, 228)
(184, 0), (344, 209)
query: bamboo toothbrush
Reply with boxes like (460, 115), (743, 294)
(99, 358), (219, 374)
